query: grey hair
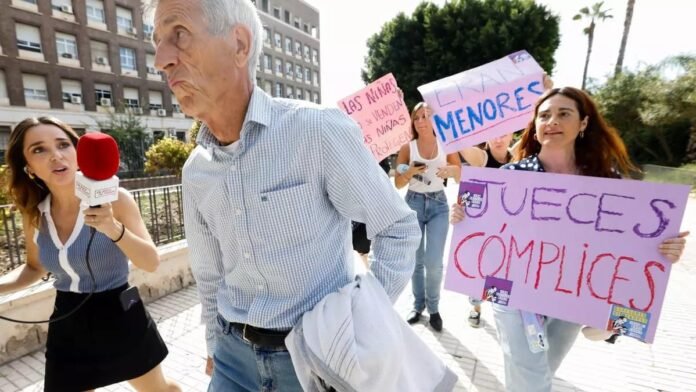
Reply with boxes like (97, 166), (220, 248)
(143, 0), (263, 84)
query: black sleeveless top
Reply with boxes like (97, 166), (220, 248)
(485, 148), (510, 169)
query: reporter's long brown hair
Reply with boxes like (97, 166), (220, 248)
(514, 87), (638, 178)
(5, 117), (79, 227)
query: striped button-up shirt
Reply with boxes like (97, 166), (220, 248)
(182, 87), (421, 355)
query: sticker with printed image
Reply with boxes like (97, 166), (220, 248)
(482, 276), (513, 306)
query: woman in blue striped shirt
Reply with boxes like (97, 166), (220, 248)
(0, 117), (180, 392)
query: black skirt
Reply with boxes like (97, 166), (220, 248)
(44, 284), (168, 391)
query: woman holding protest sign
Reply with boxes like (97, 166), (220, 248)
(458, 74), (555, 328)
(394, 102), (460, 332)
(450, 87), (689, 391)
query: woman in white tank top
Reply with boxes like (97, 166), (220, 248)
(394, 102), (460, 332)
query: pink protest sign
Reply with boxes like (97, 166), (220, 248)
(446, 166), (691, 343)
(337, 74), (410, 161)
(418, 51), (544, 154)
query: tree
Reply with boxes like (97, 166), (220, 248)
(574, 2), (613, 90)
(96, 110), (152, 174)
(593, 56), (696, 166)
(189, 120), (201, 146)
(614, 0), (636, 76)
(144, 137), (193, 176)
(362, 0), (560, 109)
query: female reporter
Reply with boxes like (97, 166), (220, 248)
(0, 117), (180, 391)
(450, 88), (688, 392)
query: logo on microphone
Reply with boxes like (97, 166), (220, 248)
(95, 186), (118, 198)
(75, 182), (90, 197)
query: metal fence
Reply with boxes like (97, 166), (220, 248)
(0, 184), (184, 275)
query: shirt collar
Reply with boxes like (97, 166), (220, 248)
(196, 86), (273, 148)
(37, 194), (51, 215)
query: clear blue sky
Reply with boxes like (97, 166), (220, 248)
(307, 0), (696, 105)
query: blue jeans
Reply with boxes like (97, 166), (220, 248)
(209, 314), (303, 392)
(492, 305), (582, 392)
(405, 190), (450, 314)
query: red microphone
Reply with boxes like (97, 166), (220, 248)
(75, 133), (121, 206)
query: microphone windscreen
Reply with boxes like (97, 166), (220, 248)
(77, 133), (120, 181)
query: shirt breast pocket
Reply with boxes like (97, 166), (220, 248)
(252, 182), (320, 245)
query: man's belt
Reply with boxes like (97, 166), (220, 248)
(230, 322), (291, 347)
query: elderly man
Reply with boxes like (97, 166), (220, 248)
(151, 0), (420, 389)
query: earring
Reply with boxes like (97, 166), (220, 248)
(579, 130), (585, 139)
(23, 166), (35, 179)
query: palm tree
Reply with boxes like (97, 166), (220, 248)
(574, 2), (613, 89)
(615, 0), (636, 76)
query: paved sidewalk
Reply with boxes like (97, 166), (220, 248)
(1, 192), (694, 392)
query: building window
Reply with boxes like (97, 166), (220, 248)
(273, 32), (281, 49)
(263, 27), (271, 46)
(312, 48), (319, 64)
(123, 87), (140, 108)
(263, 54), (272, 71)
(313, 92), (319, 103)
(143, 24), (154, 40)
(294, 18), (300, 29)
(285, 61), (293, 77)
(313, 71), (319, 86)
(295, 64), (303, 80)
(296, 88), (303, 100)
(90, 40), (109, 65)
(16, 24), (42, 53)
(274, 82), (283, 98)
(172, 96), (181, 113)
(56, 33), (78, 59)
(305, 68), (311, 84)
(303, 44), (310, 62)
(0, 71), (8, 102)
(275, 58), (283, 75)
(261, 0), (269, 12)
(273, 7), (280, 19)
(61, 79), (82, 103)
(286, 85), (294, 98)
(303, 24), (310, 33)
(94, 83), (112, 103)
(263, 80), (272, 94)
(311, 26), (318, 38)
(148, 90), (163, 110)
(51, 0), (74, 13)
(0, 127), (11, 161)
(23, 74), (48, 101)
(116, 7), (134, 33)
(86, 0), (105, 23)
(294, 41), (301, 57)
(120, 47), (136, 70)
(285, 37), (292, 54)
(284, 10), (290, 23)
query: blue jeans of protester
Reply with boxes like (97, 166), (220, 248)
(405, 190), (450, 315)
(209, 314), (303, 392)
(492, 305), (582, 392)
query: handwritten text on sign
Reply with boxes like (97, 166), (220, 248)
(338, 73), (410, 161)
(418, 51), (544, 153)
(445, 167), (690, 343)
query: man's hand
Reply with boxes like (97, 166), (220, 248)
(206, 356), (214, 376)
